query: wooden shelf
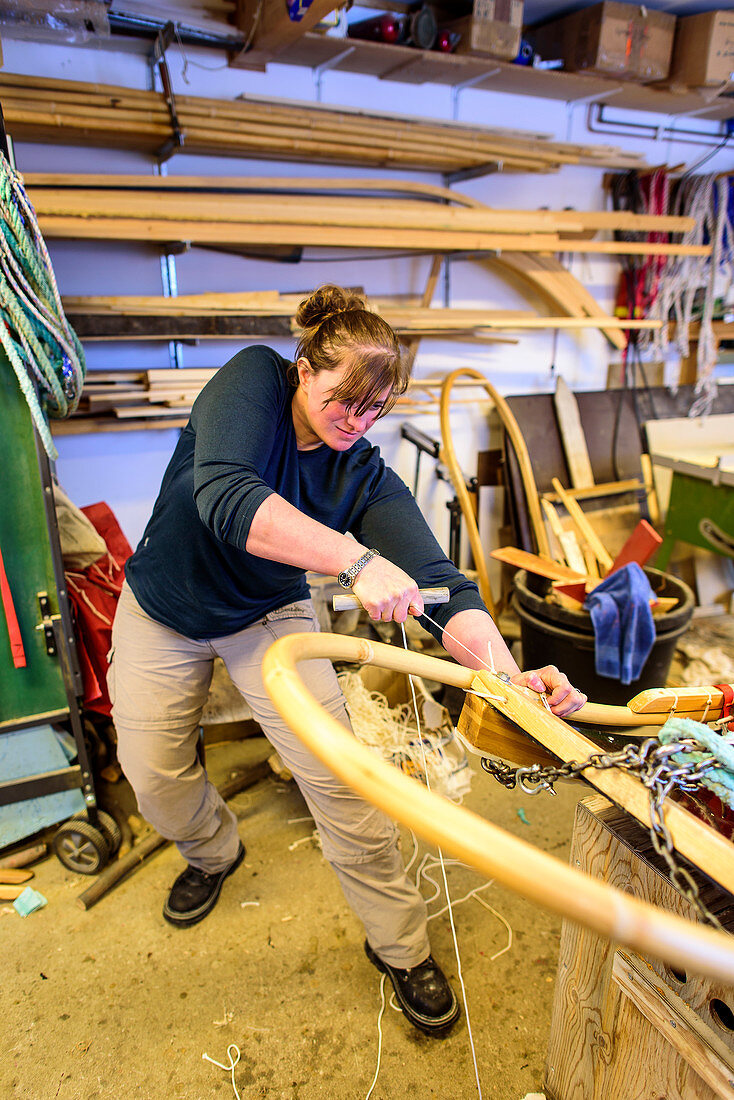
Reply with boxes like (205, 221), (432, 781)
(237, 32), (734, 122)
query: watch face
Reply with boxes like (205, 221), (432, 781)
(338, 571), (352, 588)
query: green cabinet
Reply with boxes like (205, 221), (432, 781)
(0, 350), (69, 725)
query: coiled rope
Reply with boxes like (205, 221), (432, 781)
(0, 152), (85, 459)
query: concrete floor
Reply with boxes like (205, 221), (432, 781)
(3, 729), (582, 1100)
(6, 608), (733, 1100)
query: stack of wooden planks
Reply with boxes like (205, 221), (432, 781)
(489, 377), (674, 611)
(60, 289), (663, 342)
(52, 365), (502, 432)
(25, 174), (706, 259)
(1, 72), (651, 173)
(51, 368), (214, 432)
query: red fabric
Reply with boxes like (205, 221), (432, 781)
(65, 503), (132, 716)
(714, 683), (734, 723)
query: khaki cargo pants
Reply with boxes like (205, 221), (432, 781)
(109, 582), (429, 966)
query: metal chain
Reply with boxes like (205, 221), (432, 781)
(481, 737), (729, 930)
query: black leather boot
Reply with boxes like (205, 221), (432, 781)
(365, 940), (460, 1034)
(163, 841), (245, 927)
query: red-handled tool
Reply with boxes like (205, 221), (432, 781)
(0, 543), (26, 668)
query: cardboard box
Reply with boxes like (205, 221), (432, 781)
(668, 10), (734, 88)
(528, 1), (676, 83)
(445, 0), (524, 62)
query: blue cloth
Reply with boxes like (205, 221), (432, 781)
(13, 886), (47, 916)
(584, 562), (656, 685)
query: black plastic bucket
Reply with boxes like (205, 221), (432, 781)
(512, 568), (695, 705)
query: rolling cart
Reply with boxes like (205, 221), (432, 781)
(0, 346), (120, 873)
(0, 107), (119, 875)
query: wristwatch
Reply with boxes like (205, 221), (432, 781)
(337, 549), (380, 589)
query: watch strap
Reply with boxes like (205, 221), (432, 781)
(337, 548), (380, 588)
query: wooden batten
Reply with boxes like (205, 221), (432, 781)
(0, 73), (649, 174)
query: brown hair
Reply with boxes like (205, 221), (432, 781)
(291, 284), (409, 417)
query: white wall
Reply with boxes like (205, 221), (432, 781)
(6, 33), (734, 567)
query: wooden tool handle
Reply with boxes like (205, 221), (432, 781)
(0, 868), (33, 885)
(0, 884), (25, 900)
(332, 586), (450, 612)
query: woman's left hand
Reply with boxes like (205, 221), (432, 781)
(511, 665), (587, 718)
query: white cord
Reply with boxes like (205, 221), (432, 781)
(202, 1044), (241, 1100)
(419, 609), (494, 672)
(401, 623), (483, 1099)
(364, 975), (387, 1100)
(417, 853), (513, 962)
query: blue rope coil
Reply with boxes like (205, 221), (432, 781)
(660, 716), (734, 811)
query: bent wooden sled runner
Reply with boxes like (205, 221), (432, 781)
(261, 631), (734, 984)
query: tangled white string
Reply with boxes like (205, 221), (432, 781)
(338, 669), (470, 798)
(401, 621), (484, 1098)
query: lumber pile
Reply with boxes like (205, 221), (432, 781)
(51, 366), (497, 432)
(51, 368), (214, 433)
(25, 176), (706, 259)
(488, 377), (672, 612)
(60, 290), (663, 341)
(0, 72), (650, 173)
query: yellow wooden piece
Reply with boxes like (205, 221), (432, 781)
(551, 476), (615, 573)
(629, 685), (729, 717)
(466, 669), (734, 895)
(260, 631), (734, 982)
(457, 687), (561, 768)
(440, 368), (551, 575)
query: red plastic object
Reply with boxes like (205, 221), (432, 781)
(0, 543), (26, 668)
(347, 15), (404, 43)
(607, 519), (662, 576)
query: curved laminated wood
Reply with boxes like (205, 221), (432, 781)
(486, 252), (628, 351)
(261, 631), (734, 983)
(438, 369), (550, 615)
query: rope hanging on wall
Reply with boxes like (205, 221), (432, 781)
(611, 170), (734, 417)
(649, 174), (733, 414)
(0, 152), (85, 459)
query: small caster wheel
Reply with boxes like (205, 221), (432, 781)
(52, 818), (110, 875)
(95, 810), (122, 857)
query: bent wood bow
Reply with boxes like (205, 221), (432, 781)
(261, 632), (734, 984)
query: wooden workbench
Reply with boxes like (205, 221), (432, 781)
(545, 795), (734, 1100)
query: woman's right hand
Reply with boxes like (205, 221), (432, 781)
(349, 555), (423, 624)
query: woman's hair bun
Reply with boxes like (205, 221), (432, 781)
(296, 284), (366, 329)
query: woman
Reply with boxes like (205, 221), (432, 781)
(110, 284), (585, 1035)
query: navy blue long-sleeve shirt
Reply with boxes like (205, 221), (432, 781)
(125, 345), (486, 640)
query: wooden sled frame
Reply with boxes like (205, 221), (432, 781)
(262, 631), (734, 984)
